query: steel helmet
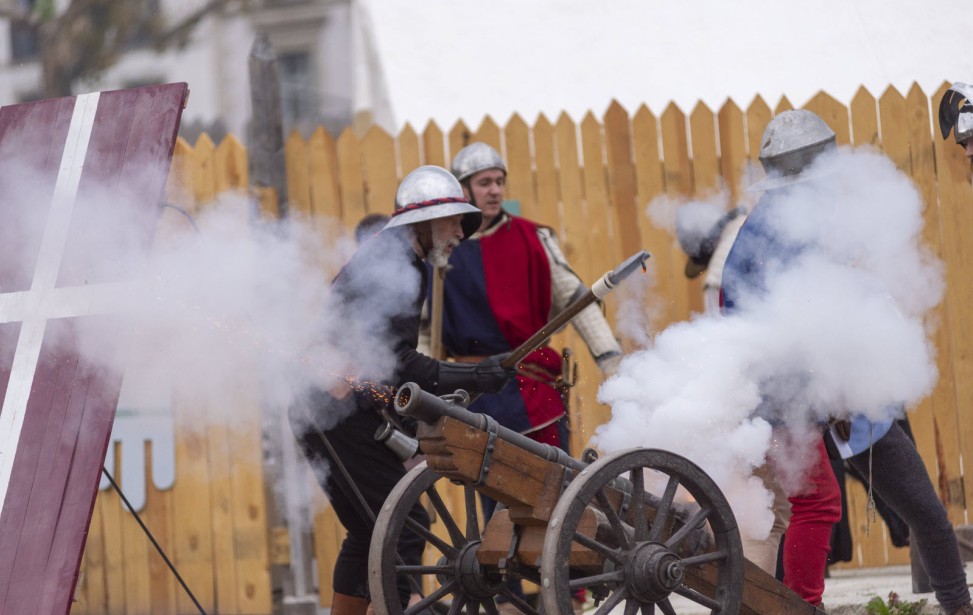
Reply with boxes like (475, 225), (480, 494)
(938, 82), (973, 144)
(749, 109), (837, 192)
(450, 142), (507, 183)
(383, 165), (482, 239)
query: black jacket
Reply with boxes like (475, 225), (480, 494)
(330, 228), (439, 392)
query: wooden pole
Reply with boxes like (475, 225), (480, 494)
(429, 267), (446, 359)
(248, 33), (289, 217)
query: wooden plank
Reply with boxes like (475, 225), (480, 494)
(121, 475), (153, 615)
(478, 510), (600, 566)
(192, 134), (217, 206)
(580, 112), (613, 285)
(604, 100), (642, 259)
(775, 95), (794, 114)
(79, 501), (107, 614)
(877, 86), (912, 174)
(361, 126), (397, 215)
(313, 498), (345, 608)
(717, 98), (748, 205)
(165, 138), (195, 213)
(172, 394), (216, 613)
(214, 134), (249, 193)
(685, 559), (825, 615)
(555, 113), (587, 276)
(504, 114), (535, 218)
(144, 460), (177, 615)
(532, 114), (561, 231)
(226, 363), (272, 612)
(336, 127), (366, 228)
(659, 102), (693, 321)
(472, 116), (502, 151)
(632, 104), (676, 329)
(746, 95), (772, 168)
(686, 100), (720, 314)
(579, 110), (619, 435)
(876, 86), (940, 499)
(101, 490), (127, 614)
(850, 87), (879, 148)
(285, 131), (312, 218)
(397, 123), (421, 179)
(307, 127), (342, 220)
(555, 113), (604, 446)
(689, 100), (720, 194)
(906, 82), (965, 525)
(421, 120), (446, 168)
(418, 417), (566, 523)
(932, 84), (973, 516)
(204, 379), (240, 613)
(447, 119), (471, 165)
(929, 82), (973, 515)
(803, 91), (850, 145)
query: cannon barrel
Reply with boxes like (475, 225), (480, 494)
(394, 383), (703, 532)
(394, 382), (584, 471)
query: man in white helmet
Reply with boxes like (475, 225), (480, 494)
(442, 142), (622, 613)
(290, 165), (518, 615)
(723, 109), (972, 615)
(939, 82), (973, 161)
(441, 142), (622, 454)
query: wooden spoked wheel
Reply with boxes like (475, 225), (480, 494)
(368, 462), (539, 615)
(539, 448), (744, 615)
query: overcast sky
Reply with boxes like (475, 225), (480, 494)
(357, 0), (973, 132)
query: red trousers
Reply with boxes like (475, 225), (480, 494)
(783, 438), (842, 605)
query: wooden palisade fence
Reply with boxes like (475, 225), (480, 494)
(71, 83), (973, 613)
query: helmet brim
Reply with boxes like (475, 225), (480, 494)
(382, 201), (483, 239)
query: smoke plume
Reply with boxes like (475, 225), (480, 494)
(595, 148), (943, 541)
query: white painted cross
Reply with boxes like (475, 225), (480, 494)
(0, 91), (133, 517)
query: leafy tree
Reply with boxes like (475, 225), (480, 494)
(0, 0), (246, 98)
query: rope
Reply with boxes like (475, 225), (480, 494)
(102, 467), (208, 615)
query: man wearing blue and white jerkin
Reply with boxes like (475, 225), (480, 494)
(722, 109), (971, 615)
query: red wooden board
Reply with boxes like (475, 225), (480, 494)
(0, 82), (188, 615)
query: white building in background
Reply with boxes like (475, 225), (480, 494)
(0, 0), (356, 142)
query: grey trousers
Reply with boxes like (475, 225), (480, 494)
(847, 422), (970, 613)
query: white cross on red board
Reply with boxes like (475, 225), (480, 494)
(0, 82), (187, 615)
(0, 93), (103, 506)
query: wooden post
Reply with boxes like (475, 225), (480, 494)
(429, 267), (446, 359)
(247, 33), (316, 615)
(248, 33), (289, 218)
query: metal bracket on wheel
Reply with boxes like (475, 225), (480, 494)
(474, 417), (500, 487)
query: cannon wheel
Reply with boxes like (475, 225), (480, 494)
(368, 461), (538, 615)
(540, 448), (744, 614)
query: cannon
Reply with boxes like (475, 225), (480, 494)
(367, 384), (826, 615)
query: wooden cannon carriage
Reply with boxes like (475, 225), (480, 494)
(367, 383), (827, 615)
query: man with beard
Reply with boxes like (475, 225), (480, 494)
(290, 165), (518, 615)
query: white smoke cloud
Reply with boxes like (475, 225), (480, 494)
(6, 152), (422, 521)
(595, 148), (942, 542)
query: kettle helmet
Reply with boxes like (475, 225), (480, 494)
(451, 142), (507, 183)
(749, 109), (837, 191)
(383, 165), (482, 239)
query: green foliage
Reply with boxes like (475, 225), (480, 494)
(866, 591), (928, 615)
